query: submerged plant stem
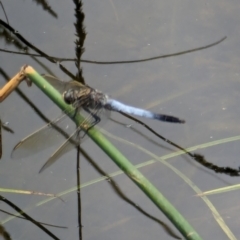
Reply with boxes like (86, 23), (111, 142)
(24, 66), (202, 240)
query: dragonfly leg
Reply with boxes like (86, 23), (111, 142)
(80, 107), (101, 138)
(83, 107), (101, 126)
(72, 107), (79, 119)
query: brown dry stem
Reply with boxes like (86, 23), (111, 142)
(0, 65), (31, 102)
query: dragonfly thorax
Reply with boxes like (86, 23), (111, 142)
(89, 89), (108, 107)
(63, 87), (108, 109)
(63, 87), (92, 105)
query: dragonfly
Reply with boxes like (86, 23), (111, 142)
(12, 74), (185, 172)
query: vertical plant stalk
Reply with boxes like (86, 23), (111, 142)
(24, 66), (202, 240)
(72, 1), (86, 238)
(73, 0), (86, 83)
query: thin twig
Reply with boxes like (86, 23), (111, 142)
(0, 37), (227, 65)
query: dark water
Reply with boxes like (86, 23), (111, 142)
(1, 0), (240, 239)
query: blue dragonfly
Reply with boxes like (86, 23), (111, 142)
(12, 74), (184, 172)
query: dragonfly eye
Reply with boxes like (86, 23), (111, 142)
(63, 90), (74, 104)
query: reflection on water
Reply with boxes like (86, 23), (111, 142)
(0, 224), (11, 240)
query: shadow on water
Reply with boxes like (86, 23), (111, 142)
(0, 195), (60, 240)
(0, 223), (12, 240)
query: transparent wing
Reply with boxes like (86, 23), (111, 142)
(38, 103), (110, 172)
(12, 74), (110, 170)
(42, 74), (85, 93)
(11, 111), (76, 159)
(12, 103), (110, 162)
(12, 75), (85, 160)
(42, 74), (68, 93)
(39, 128), (80, 173)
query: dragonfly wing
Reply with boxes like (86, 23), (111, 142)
(39, 129), (80, 173)
(11, 114), (75, 159)
(42, 74), (68, 93)
(42, 74), (85, 94)
(39, 106), (110, 172)
(39, 109), (110, 173)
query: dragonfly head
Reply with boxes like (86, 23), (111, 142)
(63, 90), (75, 104)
